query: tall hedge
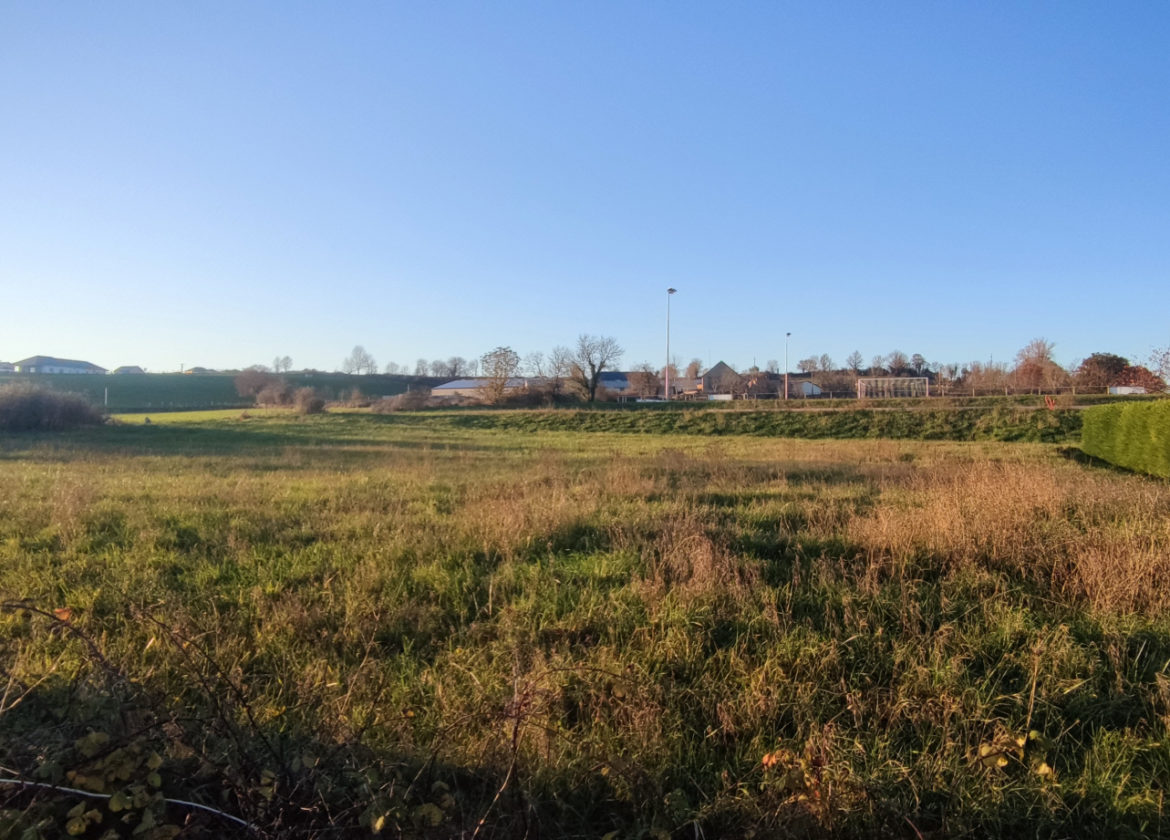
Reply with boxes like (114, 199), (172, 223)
(1081, 400), (1170, 477)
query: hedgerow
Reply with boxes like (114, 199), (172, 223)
(1082, 400), (1170, 477)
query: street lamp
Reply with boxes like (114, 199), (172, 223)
(665, 288), (677, 399)
(784, 332), (791, 400)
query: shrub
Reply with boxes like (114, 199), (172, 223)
(1082, 400), (1170, 477)
(294, 387), (326, 415)
(0, 383), (104, 431)
(372, 387), (431, 412)
(256, 382), (292, 406)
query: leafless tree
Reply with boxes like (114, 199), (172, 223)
(818, 354), (834, 373)
(384, 361), (404, 375)
(869, 355), (885, 376)
(342, 345), (377, 375)
(1149, 346), (1170, 384)
(1012, 338), (1067, 393)
(910, 353), (927, 375)
(429, 359), (448, 377)
(565, 334), (624, 401)
(272, 355), (293, 373)
(414, 359), (429, 376)
(885, 350), (909, 376)
(480, 346), (520, 404)
(766, 359), (779, 374)
(686, 358), (703, 379)
(628, 362), (661, 397)
(797, 357), (818, 374)
(846, 351), (864, 374)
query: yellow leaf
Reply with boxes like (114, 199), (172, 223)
(1035, 762), (1053, 776)
(371, 814), (386, 833)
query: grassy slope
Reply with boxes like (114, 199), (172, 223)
(0, 373), (429, 412)
(1, 413), (1169, 838)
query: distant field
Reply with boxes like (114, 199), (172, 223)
(2, 413), (1168, 838)
(0, 372), (428, 412)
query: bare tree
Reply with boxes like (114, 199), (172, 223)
(886, 350), (909, 376)
(686, 358), (703, 379)
(627, 362), (661, 397)
(869, 355), (885, 376)
(1149, 346), (1170, 385)
(272, 355), (293, 373)
(565, 335), (624, 401)
(414, 359), (429, 376)
(342, 345), (377, 375)
(846, 351), (864, 374)
(384, 361), (404, 375)
(522, 352), (546, 378)
(797, 357), (818, 374)
(766, 359), (779, 374)
(818, 354), (834, 373)
(480, 346), (520, 404)
(429, 359), (448, 377)
(446, 356), (470, 377)
(910, 353), (927, 375)
(1012, 338), (1067, 393)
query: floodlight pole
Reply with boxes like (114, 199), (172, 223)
(784, 332), (791, 400)
(665, 288), (677, 399)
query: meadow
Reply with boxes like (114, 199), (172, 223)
(1, 410), (1169, 838)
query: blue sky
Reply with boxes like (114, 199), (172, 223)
(2, 2), (1167, 374)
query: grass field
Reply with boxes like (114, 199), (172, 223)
(1, 411), (1169, 838)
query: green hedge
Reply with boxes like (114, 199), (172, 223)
(1081, 400), (1170, 477)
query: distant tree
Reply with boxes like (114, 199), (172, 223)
(818, 354), (834, 373)
(659, 362), (679, 383)
(627, 362), (661, 397)
(414, 359), (429, 377)
(845, 351), (864, 374)
(961, 360), (1009, 394)
(686, 358), (703, 379)
(522, 352), (546, 378)
(1150, 346), (1170, 384)
(564, 335), (624, 402)
(886, 350), (909, 376)
(429, 359), (448, 377)
(480, 346), (521, 404)
(384, 361), (404, 375)
(910, 353), (927, 375)
(235, 366), (282, 399)
(766, 359), (780, 374)
(869, 356), (885, 377)
(1114, 364), (1167, 392)
(342, 345), (377, 375)
(446, 356), (471, 377)
(1074, 352), (1129, 390)
(1012, 338), (1067, 392)
(797, 357), (818, 374)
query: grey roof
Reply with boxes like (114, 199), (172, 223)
(15, 355), (106, 371)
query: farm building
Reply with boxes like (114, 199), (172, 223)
(0, 362), (14, 373)
(111, 365), (146, 375)
(14, 356), (106, 374)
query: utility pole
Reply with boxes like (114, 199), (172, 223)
(665, 287), (677, 399)
(784, 332), (791, 400)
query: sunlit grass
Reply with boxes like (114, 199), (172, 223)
(1, 412), (1167, 838)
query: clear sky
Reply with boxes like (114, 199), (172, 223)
(2, 2), (1168, 374)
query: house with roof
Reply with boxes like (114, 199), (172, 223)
(111, 365), (146, 375)
(14, 356), (106, 374)
(0, 362), (14, 373)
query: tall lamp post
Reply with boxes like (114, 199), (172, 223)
(665, 288), (677, 399)
(784, 332), (791, 400)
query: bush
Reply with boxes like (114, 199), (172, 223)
(0, 383), (104, 431)
(294, 387), (326, 415)
(1082, 400), (1170, 477)
(372, 387), (431, 412)
(256, 382), (292, 406)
